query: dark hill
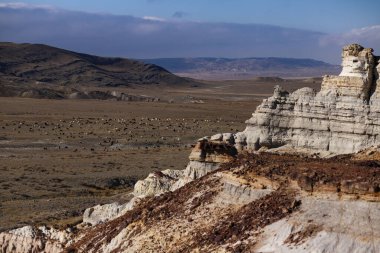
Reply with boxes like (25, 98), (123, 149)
(0, 42), (195, 87)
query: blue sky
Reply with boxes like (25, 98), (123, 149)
(0, 1), (379, 63)
(1, 0), (379, 33)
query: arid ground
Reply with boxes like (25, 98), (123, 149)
(0, 78), (320, 231)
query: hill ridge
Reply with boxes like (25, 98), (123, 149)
(0, 42), (195, 88)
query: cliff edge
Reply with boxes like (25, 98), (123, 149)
(234, 44), (380, 154)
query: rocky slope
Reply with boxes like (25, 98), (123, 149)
(68, 152), (380, 253)
(1, 151), (379, 253)
(1, 44), (379, 252)
(0, 42), (197, 99)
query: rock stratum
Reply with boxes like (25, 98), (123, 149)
(1, 44), (380, 253)
(235, 43), (380, 154)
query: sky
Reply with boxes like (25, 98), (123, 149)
(1, 0), (379, 33)
(0, 0), (379, 63)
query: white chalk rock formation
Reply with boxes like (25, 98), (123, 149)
(236, 44), (380, 154)
(82, 197), (142, 226)
(133, 170), (182, 196)
(256, 198), (380, 253)
(133, 136), (237, 197)
(0, 225), (72, 253)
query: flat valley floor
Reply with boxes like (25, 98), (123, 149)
(0, 78), (320, 231)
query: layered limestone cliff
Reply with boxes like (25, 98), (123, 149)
(235, 44), (380, 154)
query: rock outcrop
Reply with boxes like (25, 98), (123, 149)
(235, 44), (380, 154)
(82, 197), (142, 226)
(60, 153), (380, 252)
(133, 136), (237, 197)
(0, 225), (73, 252)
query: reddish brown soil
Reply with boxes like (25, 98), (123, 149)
(185, 189), (299, 253)
(227, 153), (380, 194)
(66, 176), (220, 252)
(284, 223), (322, 246)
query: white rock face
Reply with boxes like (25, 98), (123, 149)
(235, 44), (380, 154)
(133, 168), (192, 196)
(0, 226), (72, 253)
(339, 44), (375, 78)
(218, 172), (273, 205)
(256, 198), (380, 253)
(183, 160), (220, 180)
(82, 197), (141, 226)
(133, 161), (221, 197)
(133, 171), (179, 197)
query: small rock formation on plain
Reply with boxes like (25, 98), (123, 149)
(1, 44), (379, 253)
(133, 135), (237, 198)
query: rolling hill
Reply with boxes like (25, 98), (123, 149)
(0, 42), (200, 99)
(0, 42), (195, 88)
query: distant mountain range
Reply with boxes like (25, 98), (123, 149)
(142, 57), (341, 80)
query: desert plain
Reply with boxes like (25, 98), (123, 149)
(0, 78), (320, 231)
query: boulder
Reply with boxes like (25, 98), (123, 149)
(82, 198), (141, 226)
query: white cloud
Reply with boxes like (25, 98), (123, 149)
(143, 16), (166, 22)
(320, 25), (380, 48)
(0, 2), (56, 11)
(347, 25), (380, 36)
